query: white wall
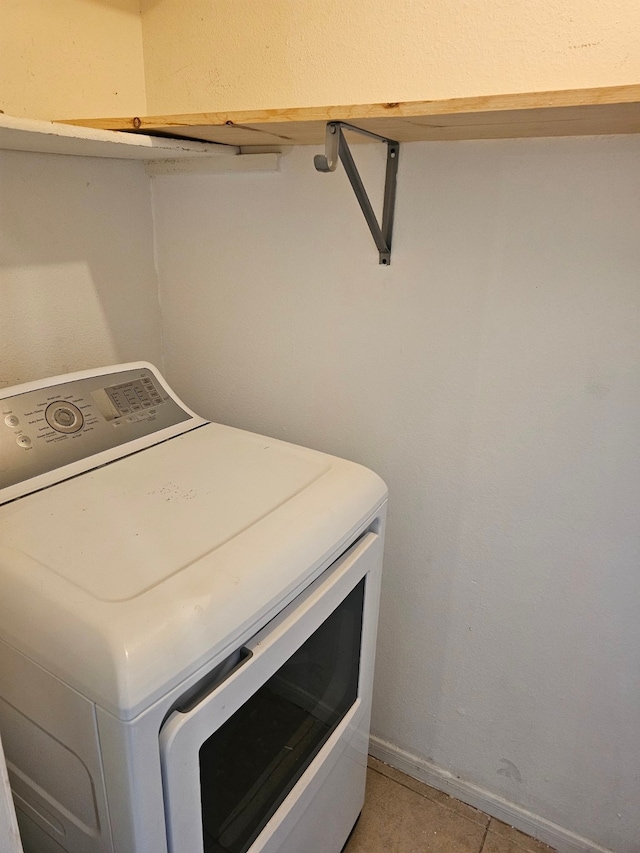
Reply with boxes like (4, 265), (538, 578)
(141, 0), (640, 114)
(151, 135), (640, 853)
(0, 151), (161, 386)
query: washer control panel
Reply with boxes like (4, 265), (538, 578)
(0, 365), (195, 493)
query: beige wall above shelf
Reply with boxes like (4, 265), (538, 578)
(61, 85), (640, 148)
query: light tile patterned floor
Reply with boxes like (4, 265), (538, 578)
(344, 758), (556, 853)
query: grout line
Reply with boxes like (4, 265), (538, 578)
(368, 764), (489, 828)
(479, 820), (491, 853)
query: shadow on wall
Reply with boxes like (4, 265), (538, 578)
(0, 150), (161, 386)
(80, 0), (148, 11)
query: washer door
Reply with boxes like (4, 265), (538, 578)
(160, 531), (382, 853)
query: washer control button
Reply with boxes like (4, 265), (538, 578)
(45, 402), (84, 434)
(4, 415), (19, 428)
(16, 435), (32, 448)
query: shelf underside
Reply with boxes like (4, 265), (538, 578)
(0, 113), (233, 159)
(62, 85), (640, 147)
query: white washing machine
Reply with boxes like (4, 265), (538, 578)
(0, 363), (387, 853)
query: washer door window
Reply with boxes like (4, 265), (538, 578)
(200, 578), (363, 853)
(160, 531), (381, 853)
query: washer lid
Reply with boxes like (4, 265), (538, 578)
(0, 422), (387, 720)
(4, 424), (329, 602)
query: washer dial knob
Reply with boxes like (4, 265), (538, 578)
(45, 401), (84, 434)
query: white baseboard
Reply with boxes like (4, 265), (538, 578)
(368, 736), (612, 853)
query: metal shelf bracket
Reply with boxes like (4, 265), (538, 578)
(314, 122), (399, 265)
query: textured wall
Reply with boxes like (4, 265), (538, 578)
(3, 1), (639, 121)
(141, 0), (640, 113)
(151, 135), (640, 853)
(0, 0), (146, 120)
(0, 151), (161, 386)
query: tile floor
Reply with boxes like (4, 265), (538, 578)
(344, 758), (556, 853)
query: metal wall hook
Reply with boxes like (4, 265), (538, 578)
(314, 122), (399, 265)
(313, 124), (339, 172)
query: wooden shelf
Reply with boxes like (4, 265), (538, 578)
(61, 84), (640, 148)
(0, 113), (235, 159)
